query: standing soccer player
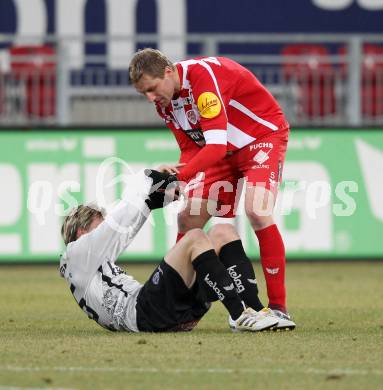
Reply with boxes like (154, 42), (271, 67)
(129, 48), (295, 329)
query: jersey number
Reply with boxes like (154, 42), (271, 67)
(70, 284), (99, 321)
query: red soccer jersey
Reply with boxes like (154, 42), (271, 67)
(156, 56), (289, 155)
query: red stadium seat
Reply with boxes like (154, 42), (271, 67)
(10, 45), (56, 118)
(0, 73), (3, 115)
(281, 44), (336, 118)
(339, 44), (383, 117)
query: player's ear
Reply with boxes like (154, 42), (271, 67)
(164, 66), (173, 77)
(76, 227), (87, 240)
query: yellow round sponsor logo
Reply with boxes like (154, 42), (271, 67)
(197, 92), (222, 119)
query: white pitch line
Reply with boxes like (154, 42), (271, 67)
(0, 366), (382, 376)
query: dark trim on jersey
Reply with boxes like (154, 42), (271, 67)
(78, 298), (100, 321)
(107, 261), (117, 276)
(98, 266), (130, 297)
(106, 261), (124, 276)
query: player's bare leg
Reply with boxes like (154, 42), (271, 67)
(165, 228), (212, 288)
(244, 184), (296, 329)
(176, 197), (211, 241)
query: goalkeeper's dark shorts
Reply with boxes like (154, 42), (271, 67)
(136, 260), (211, 332)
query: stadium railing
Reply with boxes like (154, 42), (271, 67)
(0, 33), (382, 127)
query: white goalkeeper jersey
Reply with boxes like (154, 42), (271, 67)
(59, 173), (152, 332)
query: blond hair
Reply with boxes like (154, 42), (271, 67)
(61, 204), (105, 245)
(129, 48), (174, 84)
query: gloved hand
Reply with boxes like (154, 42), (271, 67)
(144, 169), (177, 188)
(144, 169), (179, 210)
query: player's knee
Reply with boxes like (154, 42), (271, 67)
(246, 210), (273, 230)
(208, 223), (236, 240)
(207, 224), (238, 248)
(177, 211), (194, 233)
(185, 229), (214, 258)
(184, 228), (208, 244)
(177, 210), (208, 233)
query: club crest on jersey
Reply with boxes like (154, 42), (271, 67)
(152, 265), (163, 285)
(184, 96), (193, 105)
(186, 109), (198, 124)
(152, 271), (161, 285)
(197, 92), (221, 119)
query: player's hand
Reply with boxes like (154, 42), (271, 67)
(157, 163), (186, 175)
(144, 168), (178, 188)
(144, 169), (179, 210)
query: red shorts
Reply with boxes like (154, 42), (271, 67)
(182, 128), (289, 218)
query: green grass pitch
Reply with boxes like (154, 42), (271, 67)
(0, 262), (382, 390)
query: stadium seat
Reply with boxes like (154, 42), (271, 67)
(339, 44), (383, 118)
(281, 44), (336, 118)
(0, 76), (3, 115)
(10, 45), (56, 118)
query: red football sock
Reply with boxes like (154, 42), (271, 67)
(255, 224), (286, 312)
(176, 232), (185, 242)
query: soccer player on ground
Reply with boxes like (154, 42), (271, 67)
(59, 170), (278, 333)
(129, 48), (295, 329)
